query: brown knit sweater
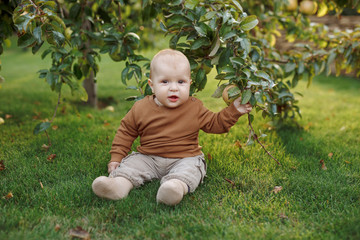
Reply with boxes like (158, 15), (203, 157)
(110, 95), (244, 163)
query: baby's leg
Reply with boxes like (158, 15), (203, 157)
(93, 152), (160, 200)
(92, 176), (133, 200)
(157, 155), (207, 206)
(156, 179), (188, 206)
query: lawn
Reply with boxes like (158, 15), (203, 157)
(0, 43), (359, 240)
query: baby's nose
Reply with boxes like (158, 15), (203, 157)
(169, 82), (178, 91)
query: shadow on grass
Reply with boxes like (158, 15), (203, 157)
(271, 74), (360, 237)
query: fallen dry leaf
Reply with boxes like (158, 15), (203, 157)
(55, 224), (61, 232)
(0, 117), (4, 125)
(340, 126), (346, 131)
(344, 161), (351, 164)
(207, 153), (212, 160)
(105, 106), (115, 112)
(272, 186), (283, 194)
(47, 154), (56, 161)
(278, 213), (288, 220)
(86, 113), (93, 119)
(39, 181), (44, 189)
(0, 160), (5, 171)
(328, 152), (333, 158)
(69, 226), (90, 240)
(320, 159), (327, 170)
(5, 192), (13, 199)
(52, 125), (58, 130)
(42, 144), (50, 151)
(234, 140), (242, 148)
(224, 178), (235, 186)
(5, 114), (12, 119)
(304, 122), (312, 131)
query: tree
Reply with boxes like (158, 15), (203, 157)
(1, 0), (359, 151)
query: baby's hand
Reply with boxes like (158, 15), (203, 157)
(108, 162), (120, 173)
(233, 97), (253, 115)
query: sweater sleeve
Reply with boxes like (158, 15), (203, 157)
(109, 106), (139, 163)
(198, 100), (244, 134)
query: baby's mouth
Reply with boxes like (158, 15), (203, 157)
(168, 95), (179, 102)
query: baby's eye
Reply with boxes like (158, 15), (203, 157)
(178, 80), (185, 84)
(161, 80), (168, 84)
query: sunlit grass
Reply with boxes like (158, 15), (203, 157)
(1, 44), (359, 239)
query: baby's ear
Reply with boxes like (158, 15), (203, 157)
(148, 79), (154, 92)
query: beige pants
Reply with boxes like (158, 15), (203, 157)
(109, 152), (207, 193)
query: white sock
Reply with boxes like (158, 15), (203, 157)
(92, 176), (133, 200)
(156, 179), (188, 206)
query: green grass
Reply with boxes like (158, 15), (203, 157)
(1, 44), (360, 240)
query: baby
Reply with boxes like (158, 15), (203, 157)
(92, 49), (252, 205)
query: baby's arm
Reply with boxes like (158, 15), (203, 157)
(233, 97), (253, 115)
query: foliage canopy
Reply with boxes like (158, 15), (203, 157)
(0, 0), (359, 136)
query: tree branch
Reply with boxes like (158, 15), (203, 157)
(247, 113), (281, 165)
(50, 90), (61, 123)
(264, 58), (289, 64)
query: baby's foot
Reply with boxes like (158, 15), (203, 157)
(92, 176), (133, 200)
(156, 179), (188, 206)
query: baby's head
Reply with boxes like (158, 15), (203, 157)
(148, 49), (192, 108)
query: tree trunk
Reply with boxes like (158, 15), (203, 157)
(83, 70), (97, 107)
(80, 1), (98, 108)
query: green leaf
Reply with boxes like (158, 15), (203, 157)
(241, 89), (252, 104)
(160, 21), (167, 32)
(43, 1), (57, 8)
(209, 36), (220, 57)
(33, 122), (51, 135)
(204, 11), (217, 20)
(32, 42), (44, 54)
(228, 86), (241, 98)
(14, 14), (35, 32)
(218, 48), (231, 68)
(195, 68), (206, 87)
(211, 84), (227, 98)
(238, 38), (251, 54)
(242, 68), (251, 78)
(190, 37), (210, 50)
(17, 33), (36, 48)
(240, 15), (258, 31)
(248, 114), (254, 123)
(52, 31), (65, 46)
(254, 70), (271, 81)
(298, 61), (305, 74)
(195, 26), (207, 37)
(230, 57), (244, 66)
(285, 62), (296, 73)
(121, 67), (129, 85)
(41, 49), (52, 59)
(231, 0), (243, 12)
(254, 91), (264, 104)
(33, 26), (42, 43)
(73, 64), (82, 79)
(48, 14), (66, 30)
(223, 31), (237, 40)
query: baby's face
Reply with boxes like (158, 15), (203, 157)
(149, 56), (191, 108)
